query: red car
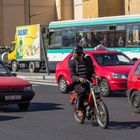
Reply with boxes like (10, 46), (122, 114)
(0, 60), (35, 111)
(127, 59), (140, 113)
(55, 49), (134, 96)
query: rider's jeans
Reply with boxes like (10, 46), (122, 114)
(75, 83), (90, 109)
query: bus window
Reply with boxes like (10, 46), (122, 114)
(116, 31), (125, 47)
(117, 35), (124, 47)
(89, 32), (102, 47)
(62, 29), (75, 48)
(49, 31), (61, 49)
(76, 33), (82, 45)
(76, 32), (92, 48)
(101, 31), (125, 47)
(126, 24), (140, 46)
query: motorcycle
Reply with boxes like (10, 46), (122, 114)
(70, 77), (109, 129)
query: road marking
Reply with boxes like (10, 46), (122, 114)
(32, 84), (40, 87)
(31, 81), (57, 86)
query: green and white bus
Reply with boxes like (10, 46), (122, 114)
(47, 14), (140, 70)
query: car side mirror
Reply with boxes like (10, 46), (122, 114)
(132, 57), (138, 63)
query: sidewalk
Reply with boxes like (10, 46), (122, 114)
(16, 72), (56, 83)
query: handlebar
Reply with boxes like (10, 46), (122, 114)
(80, 74), (101, 87)
(83, 79), (92, 84)
(80, 79), (94, 87)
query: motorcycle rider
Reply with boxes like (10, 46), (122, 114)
(68, 46), (94, 116)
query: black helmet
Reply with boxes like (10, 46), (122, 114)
(72, 46), (83, 54)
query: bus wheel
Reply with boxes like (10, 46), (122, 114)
(29, 62), (40, 73)
(12, 61), (18, 72)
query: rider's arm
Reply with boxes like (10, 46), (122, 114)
(85, 57), (95, 77)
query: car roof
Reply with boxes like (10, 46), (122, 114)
(84, 49), (121, 55)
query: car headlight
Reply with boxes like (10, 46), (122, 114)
(24, 86), (33, 91)
(112, 73), (128, 79)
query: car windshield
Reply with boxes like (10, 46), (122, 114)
(93, 52), (134, 66)
(0, 62), (11, 76)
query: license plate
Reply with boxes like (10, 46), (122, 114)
(5, 95), (21, 100)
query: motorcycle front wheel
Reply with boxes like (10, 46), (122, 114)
(95, 101), (109, 129)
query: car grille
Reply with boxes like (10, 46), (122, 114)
(0, 87), (23, 93)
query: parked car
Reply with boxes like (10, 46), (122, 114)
(0, 60), (35, 111)
(127, 59), (140, 113)
(55, 49), (134, 96)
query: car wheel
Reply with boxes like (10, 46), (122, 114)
(99, 79), (111, 97)
(18, 102), (30, 111)
(12, 61), (18, 72)
(58, 77), (68, 94)
(29, 62), (40, 73)
(130, 91), (140, 113)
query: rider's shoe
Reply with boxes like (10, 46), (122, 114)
(76, 109), (84, 117)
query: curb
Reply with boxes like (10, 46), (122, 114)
(17, 75), (56, 83)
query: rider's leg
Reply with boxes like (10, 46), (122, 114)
(75, 84), (87, 110)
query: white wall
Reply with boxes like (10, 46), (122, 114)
(73, 0), (83, 19)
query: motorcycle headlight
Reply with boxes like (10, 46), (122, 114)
(112, 73), (128, 79)
(24, 86), (33, 91)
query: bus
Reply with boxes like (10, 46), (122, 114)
(47, 14), (140, 70)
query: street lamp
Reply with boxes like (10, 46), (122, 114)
(30, 11), (42, 18)
(128, 0), (131, 15)
(24, 0), (42, 25)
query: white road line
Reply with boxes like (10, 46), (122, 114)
(26, 79), (55, 82)
(31, 81), (57, 86)
(32, 84), (40, 87)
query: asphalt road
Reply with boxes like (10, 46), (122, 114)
(0, 83), (140, 140)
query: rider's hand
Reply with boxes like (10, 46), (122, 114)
(79, 77), (84, 83)
(92, 74), (101, 80)
(95, 75), (101, 80)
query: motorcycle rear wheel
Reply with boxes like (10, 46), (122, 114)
(95, 101), (109, 129)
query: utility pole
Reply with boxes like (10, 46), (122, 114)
(0, 0), (3, 45)
(24, 0), (30, 25)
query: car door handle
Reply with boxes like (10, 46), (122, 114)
(137, 77), (140, 80)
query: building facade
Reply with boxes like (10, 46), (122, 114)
(0, 0), (140, 45)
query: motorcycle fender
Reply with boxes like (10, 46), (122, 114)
(88, 93), (93, 104)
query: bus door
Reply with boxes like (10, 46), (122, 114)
(48, 30), (62, 70)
